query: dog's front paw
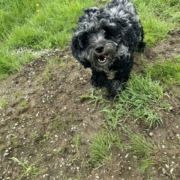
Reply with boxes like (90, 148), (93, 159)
(108, 80), (125, 98)
(91, 76), (110, 88)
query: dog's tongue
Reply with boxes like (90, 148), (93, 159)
(104, 54), (109, 58)
(98, 54), (109, 63)
(101, 54), (109, 59)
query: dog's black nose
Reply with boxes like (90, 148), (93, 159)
(95, 45), (104, 53)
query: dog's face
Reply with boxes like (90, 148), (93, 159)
(72, 20), (122, 71)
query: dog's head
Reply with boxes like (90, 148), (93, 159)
(71, 16), (126, 72)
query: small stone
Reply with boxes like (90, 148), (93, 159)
(149, 132), (153, 137)
(170, 168), (174, 174)
(125, 153), (129, 158)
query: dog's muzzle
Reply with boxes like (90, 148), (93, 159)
(90, 43), (116, 71)
(94, 45), (111, 64)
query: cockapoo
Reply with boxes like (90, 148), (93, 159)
(71, 0), (145, 98)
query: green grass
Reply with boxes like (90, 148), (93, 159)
(11, 157), (40, 180)
(1, 0), (95, 48)
(145, 56), (180, 85)
(80, 88), (110, 107)
(0, 98), (8, 109)
(72, 135), (81, 153)
(128, 133), (157, 173)
(133, 0), (180, 46)
(0, 0), (179, 79)
(1, 0), (180, 177)
(0, 0), (95, 79)
(89, 132), (121, 167)
(103, 73), (170, 128)
(0, 50), (34, 79)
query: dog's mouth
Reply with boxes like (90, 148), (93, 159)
(97, 54), (110, 64)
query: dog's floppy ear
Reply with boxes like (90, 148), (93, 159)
(71, 33), (91, 68)
(77, 31), (89, 49)
(72, 31), (89, 49)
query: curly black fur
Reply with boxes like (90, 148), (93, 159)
(71, 0), (145, 98)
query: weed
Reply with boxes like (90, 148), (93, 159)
(52, 114), (74, 130)
(9, 134), (19, 147)
(57, 147), (62, 153)
(0, 98), (8, 109)
(12, 138), (19, 147)
(134, 107), (162, 127)
(52, 119), (67, 130)
(19, 100), (29, 108)
(11, 157), (40, 180)
(43, 132), (50, 140)
(42, 69), (52, 83)
(72, 135), (81, 153)
(52, 119), (64, 130)
(13, 92), (24, 99)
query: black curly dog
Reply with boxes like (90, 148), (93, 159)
(71, 0), (145, 98)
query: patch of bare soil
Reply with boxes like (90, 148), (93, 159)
(144, 29), (180, 60)
(0, 30), (180, 180)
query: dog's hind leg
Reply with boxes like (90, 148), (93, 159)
(137, 41), (146, 52)
(137, 28), (146, 52)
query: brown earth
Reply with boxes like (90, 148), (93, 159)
(0, 30), (180, 180)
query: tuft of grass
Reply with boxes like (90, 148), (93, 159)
(128, 133), (157, 173)
(103, 73), (169, 128)
(80, 88), (110, 107)
(145, 57), (180, 85)
(13, 92), (24, 99)
(0, 98), (8, 109)
(43, 132), (50, 141)
(89, 132), (121, 167)
(89, 133), (111, 166)
(102, 106), (125, 130)
(72, 135), (81, 153)
(19, 100), (29, 108)
(10, 157), (40, 180)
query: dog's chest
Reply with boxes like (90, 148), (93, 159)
(107, 70), (117, 79)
